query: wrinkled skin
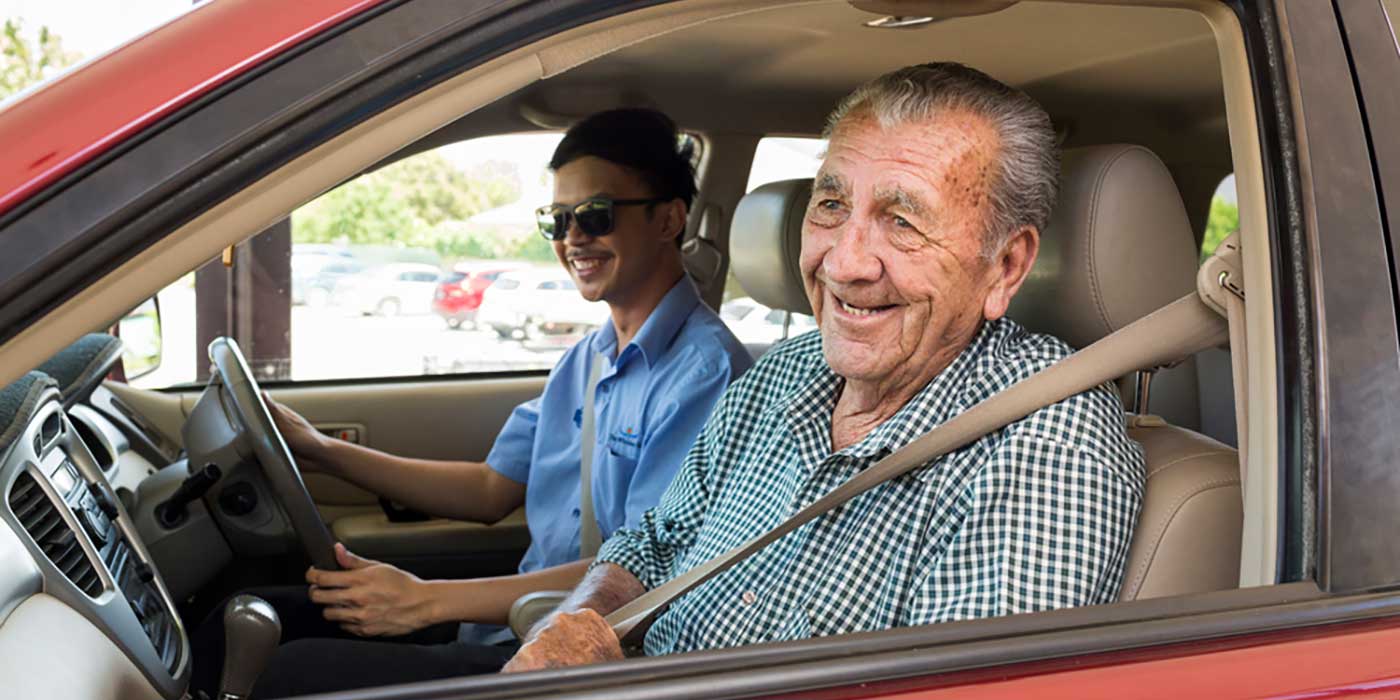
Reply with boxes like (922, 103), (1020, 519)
(501, 609), (625, 673)
(802, 110), (1039, 449)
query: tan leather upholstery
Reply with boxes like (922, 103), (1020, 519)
(730, 178), (813, 315)
(1006, 145), (1198, 349)
(1120, 422), (1241, 600)
(1011, 144), (1203, 429)
(727, 143), (1240, 601)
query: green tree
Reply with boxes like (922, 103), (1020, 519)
(292, 151), (521, 259)
(1, 19), (80, 101)
(1200, 196), (1240, 262)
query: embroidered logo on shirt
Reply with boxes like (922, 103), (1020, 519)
(608, 428), (643, 460)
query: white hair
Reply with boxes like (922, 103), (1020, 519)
(823, 62), (1059, 258)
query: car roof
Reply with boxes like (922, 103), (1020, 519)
(496, 268), (571, 283)
(375, 262), (440, 274)
(0, 0), (387, 218)
(450, 260), (531, 274)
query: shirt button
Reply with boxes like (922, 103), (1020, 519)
(741, 591), (757, 605)
(572, 508), (581, 517)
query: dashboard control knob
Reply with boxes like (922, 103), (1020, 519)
(87, 481), (121, 520)
(82, 508), (110, 546)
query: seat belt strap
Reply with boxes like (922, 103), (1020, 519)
(607, 293), (1231, 643)
(579, 353), (606, 558)
(1225, 290), (1249, 494)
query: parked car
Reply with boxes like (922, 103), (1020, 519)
(1, 1), (1399, 699)
(290, 250), (362, 307)
(332, 262), (442, 316)
(720, 297), (816, 348)
(431, 261), (529, 329)
(476, 268), (608, 340)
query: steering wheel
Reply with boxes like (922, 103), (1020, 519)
(207, 337), (339, 570)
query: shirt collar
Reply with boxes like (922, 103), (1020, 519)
(782, 321), (1000, 483)
(590, 276), (702, 369)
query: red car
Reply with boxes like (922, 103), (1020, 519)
(432, 263), (528, 330)
(1, 1), (1400, 699)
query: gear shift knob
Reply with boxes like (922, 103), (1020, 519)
(219, 595), (281, 700)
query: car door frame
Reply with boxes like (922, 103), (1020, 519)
(2, 0), (1399, 697)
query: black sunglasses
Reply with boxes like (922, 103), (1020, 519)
(535, 196), (667, 241)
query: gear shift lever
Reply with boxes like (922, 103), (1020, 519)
(219, 595), (281, 700)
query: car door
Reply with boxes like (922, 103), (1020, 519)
(5, 0), (1400, 698)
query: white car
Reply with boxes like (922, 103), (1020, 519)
(333, 262), (442, 316)
(477, 269), (608, 341)
(721, 297), (816, 347)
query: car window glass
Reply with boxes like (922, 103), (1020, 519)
(745, 137), (826, 193)
(1202, 173), (1238, 262)
(128, 132), (621, 388)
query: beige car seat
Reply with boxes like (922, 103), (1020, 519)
(730, 144), (1242, 601)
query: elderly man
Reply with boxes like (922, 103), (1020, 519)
(505, 62), (1145, 670)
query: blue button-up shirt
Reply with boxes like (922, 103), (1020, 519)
(486, 277), (753, 573)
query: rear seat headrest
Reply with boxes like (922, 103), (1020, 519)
(728, 145), (1197, 349)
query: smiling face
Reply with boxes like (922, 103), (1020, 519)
(550, 156), (684, 306)
(802, 110), (1038, 387)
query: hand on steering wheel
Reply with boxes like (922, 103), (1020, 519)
(207, 337), (339, 570)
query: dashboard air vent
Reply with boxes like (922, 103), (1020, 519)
(8, 471), (102, 596)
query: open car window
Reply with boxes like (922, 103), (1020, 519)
(129, 132), (588, 388)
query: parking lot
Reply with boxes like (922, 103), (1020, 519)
(133, 285), (567, 389)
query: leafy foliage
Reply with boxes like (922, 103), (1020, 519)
(1, 18), (81, 101)
(292, 152), (550, 262)
(1200, 196), (1240, 262)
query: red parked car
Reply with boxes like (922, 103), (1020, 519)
(1, 1), (1400, 699)
(432, 263), (528, 330)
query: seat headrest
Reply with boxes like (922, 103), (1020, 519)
(728, 145), (1197, 348)
(730, 179), (813, 315)
(1007, 144), (1198, 349)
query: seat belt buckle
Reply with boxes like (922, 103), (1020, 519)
(1197, 230), (1245, 318)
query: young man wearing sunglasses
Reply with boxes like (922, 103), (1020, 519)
(195, 108), (753, 698)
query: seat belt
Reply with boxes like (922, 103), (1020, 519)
(1201, 233), (1249, 494)
(606, 240), (1246, 645)
(579, 353), (606, 558)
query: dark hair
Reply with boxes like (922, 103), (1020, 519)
(549, 108), (698, 216)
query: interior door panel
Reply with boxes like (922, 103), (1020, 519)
(333, 508), (530, 560)
(111, 374), (545, 576)
(268, 375), (543, 571)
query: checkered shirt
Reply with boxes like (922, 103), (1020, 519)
(595, 317), (1146, 656)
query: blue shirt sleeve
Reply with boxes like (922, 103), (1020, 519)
(621, 356), (734, 530)
(485, 397), (540, 485)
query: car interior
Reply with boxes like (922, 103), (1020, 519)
(0, 0), (1283, 697)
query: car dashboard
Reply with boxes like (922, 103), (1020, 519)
(0, 373), (188, 699)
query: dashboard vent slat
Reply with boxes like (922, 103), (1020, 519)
(7, 472), (103, 597)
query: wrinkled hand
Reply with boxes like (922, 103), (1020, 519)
(307, 543), (437, 637)
(501, 609), (624, 673)
(263, 393), (331, 471)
